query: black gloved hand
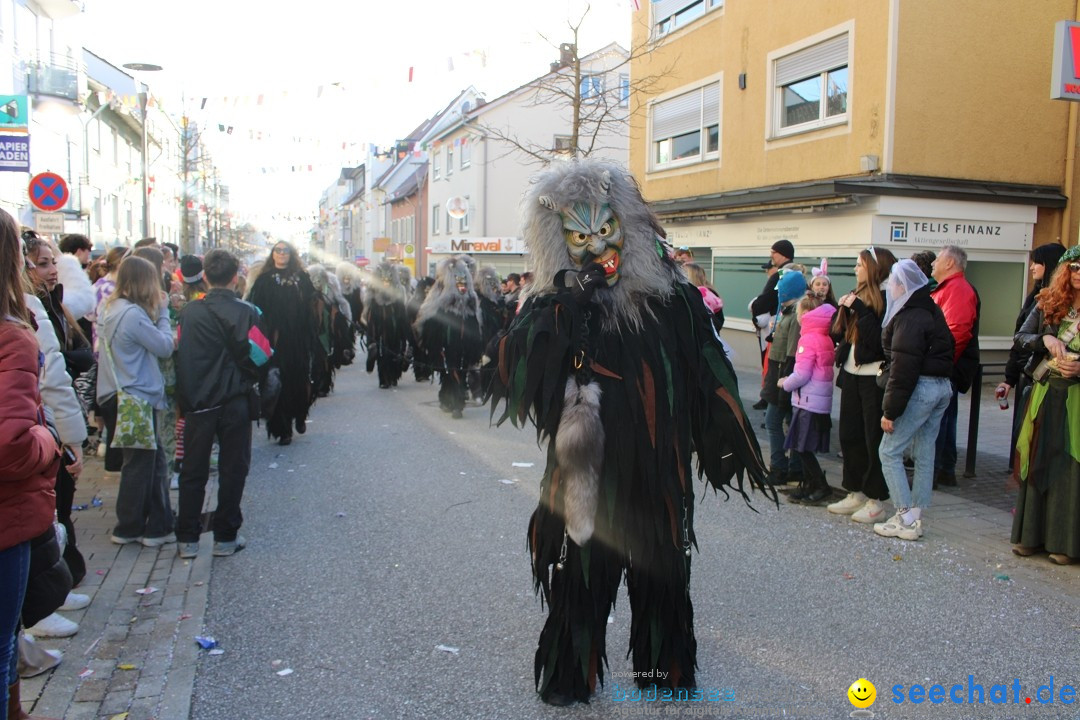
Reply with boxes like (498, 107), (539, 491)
(570, 263), (606, 305)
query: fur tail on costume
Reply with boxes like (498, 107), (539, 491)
(554, 378), (603, 545)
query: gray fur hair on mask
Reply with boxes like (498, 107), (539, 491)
(415, 256), (480, 326)
(476, 266), (502, 302)
(308, 263), (351, 321)
(370, 261), (403, 305)
(522, 158), (680, 332)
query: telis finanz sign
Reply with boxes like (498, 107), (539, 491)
(1051, 20), (1080, 101)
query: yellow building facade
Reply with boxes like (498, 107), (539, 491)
(631, 0), (1078, 360)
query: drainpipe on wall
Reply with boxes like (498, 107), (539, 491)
(482, 135), (488, 236)
(1064, 0), (1080, 246)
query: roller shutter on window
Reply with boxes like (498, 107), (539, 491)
(775, 34), (848, 86)
(702, 83), (719, 126)
(653, 0), (697, 23)
(652, 89), (702, 140)
(652, 83), (719, 140)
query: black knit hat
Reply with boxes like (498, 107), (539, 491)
(179, 254), (204, 284)
(770, 239), (795, 260)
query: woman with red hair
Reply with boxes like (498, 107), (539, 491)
(1012, 245), (1080, 565)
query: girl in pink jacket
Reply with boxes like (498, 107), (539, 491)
(780, 295), (837, 504)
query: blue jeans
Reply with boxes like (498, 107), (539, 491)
(880, 376), (952, 511)
(933, 388), (960, 475)
(765, 401), (802, 476)
(1, 541), (31, 707)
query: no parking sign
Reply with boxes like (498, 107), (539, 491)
(28, 172), (69, 212)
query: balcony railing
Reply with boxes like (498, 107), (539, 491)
(26, 53), (79, 102)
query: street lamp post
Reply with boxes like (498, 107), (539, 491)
(82, 91), (117, 238)
(122, 62), (162, 240)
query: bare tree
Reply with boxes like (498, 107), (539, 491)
(472, 4), (676, 166)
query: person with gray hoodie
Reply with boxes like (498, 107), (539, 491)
(96, 256), (176, 547)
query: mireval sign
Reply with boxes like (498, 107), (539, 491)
(429, 236), (528, 254)
(1051, 20), (1080, 100)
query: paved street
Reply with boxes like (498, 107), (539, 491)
(22, 359), (1080, 720)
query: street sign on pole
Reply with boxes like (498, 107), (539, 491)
(0, 95), (28, 133)
(0, 135), (29, 172)
(28, 172), (69, 212)
(34, 212), (64, 234)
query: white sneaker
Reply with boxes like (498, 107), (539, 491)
(827, 492), (867, 515)
(873, 512), (922, 541)
(59, 592), (91, 611)
(141, 533), (177, 547)
(26, 613), (79, 638)
(851, 499), (886, 524)
(17, 633), (62, 678)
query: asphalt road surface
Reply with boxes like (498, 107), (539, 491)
(190, 362), (1080, 720)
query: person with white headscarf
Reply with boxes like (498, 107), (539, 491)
(874, 259), (954, 541)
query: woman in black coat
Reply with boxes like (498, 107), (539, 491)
(827, 246), (895, 524)
(874, 259), (954, 542)
(246, 242), (319, 445)
(996, 243), (1066, 469)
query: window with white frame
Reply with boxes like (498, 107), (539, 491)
(580, 74), (603, 102)
(446, 146), (454, 175)
(773, 33), (848, 136)
(432, 204), (441, 234)
(460, 139), (471, 168)
(554, 135), (573, 154)
(433, 151), (441, 180)
(460, 196), (470, 232)
(650, 81), (720, 168)
(654, 0), (723, 37)
(619, 74), (630, 107)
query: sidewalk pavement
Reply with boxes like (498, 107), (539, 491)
(20, 368), (1078, 719)
(20, 459), (216, 720)
(733, 364), (1080, 594)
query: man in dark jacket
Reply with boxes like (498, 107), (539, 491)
(749, 240), (795, 407)
(175, 249), (272, 558)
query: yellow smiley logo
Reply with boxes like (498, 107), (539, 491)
(847, 678), (876, 709)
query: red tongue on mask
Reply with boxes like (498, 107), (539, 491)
(596, 249), (619, 277)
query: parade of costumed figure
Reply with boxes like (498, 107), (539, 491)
(307, 264), (356, 398)
(473, 265), (506, 398)
(488, 159), (772, 706)
(335, 261), (365, 336)
(246, 241), (319, 445)
(362, 262), (409, 389)
(407, 275), (436, 382)
(415, 257), (483, 418)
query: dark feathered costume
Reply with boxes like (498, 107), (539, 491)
(488, 159), (771, 705)
(415, 257), (484, 417)
(407, 276), (436, 382)
(363, 263), (410, 389)
(247, 266), (319, 442)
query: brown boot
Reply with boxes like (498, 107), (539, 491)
(7, 679), (59, 720)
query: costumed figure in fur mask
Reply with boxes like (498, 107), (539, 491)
(473, 265), (506, 399)
(246, 241), (319, 445)
(307, 264), (356, 397)
(415, 257), (483, 418)
(362, 262), (409, 389)
(336, 261), (366, 338)
(488, 159), (772, 705)
(407, 275), (436, 382)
